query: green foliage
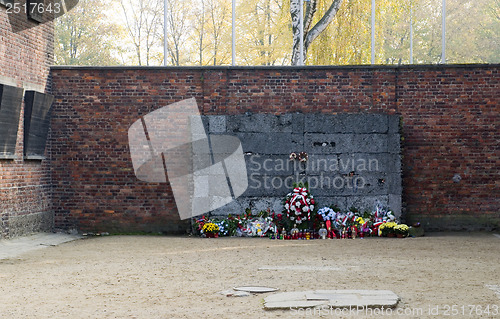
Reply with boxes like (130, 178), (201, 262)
(293, 181), (309, 189)
(54, 0), (499, 65)
(236, 0), (293, 65)
(54, 0), (123, 65)
(225, 214), (241, 236)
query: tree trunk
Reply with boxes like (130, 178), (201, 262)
(290, 0), (302, 65)
(290, 0), (343, 65)
(199, 0), (205, 66)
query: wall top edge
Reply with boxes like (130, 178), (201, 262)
(50, 64), (500, 72)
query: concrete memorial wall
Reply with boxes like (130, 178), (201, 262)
(204, 113), (402, 216)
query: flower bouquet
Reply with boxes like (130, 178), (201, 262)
(224, 214), (240, 236)
(202, 222), (219, 238)
(245, 218), (273, 237)
(214, 220), (229, 236)
(236, 209), (275, 237)
(394, 224), (409, 238)
(284, 183), (315, 225)
(270, 211), (289, 234)
(371, 202), (397, 236)
(318, 207), (336, 222)
(354, 216), (370, 238)
(379, 221), (397, 237)
(317, 206), (338, 238)
(194, 215), (209, 234)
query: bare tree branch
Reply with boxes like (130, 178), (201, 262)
(305, 0), (342, 48)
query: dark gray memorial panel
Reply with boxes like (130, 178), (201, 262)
(24, 91), (54, 159)
(0, 84), (24, 158)
(204, 113), (402, 216)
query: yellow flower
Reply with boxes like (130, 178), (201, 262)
(202, 222), (219, 233)
(384, 222), (397, 229)
(395, 224), (409, 232)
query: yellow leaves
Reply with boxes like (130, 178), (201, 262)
(55, 0), (499, 65)
(308, 0), (419, 65)
(236, 0), (293, 65)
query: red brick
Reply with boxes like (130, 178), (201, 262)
(49, 65), (499, 232)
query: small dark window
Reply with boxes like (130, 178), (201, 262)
(0, 84), (24, 159)
(24, 91), (54, 159)
(27, 0), (44, 23)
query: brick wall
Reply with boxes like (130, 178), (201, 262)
(49, 65), (500, 233)
(0, 2), (54, 238)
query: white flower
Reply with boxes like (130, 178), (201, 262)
(290, 217), (295, 221)
(295, 201), (301, 207)
(302, 206), (309, 212)
(285, 203), (289, 210)
(310, 205), (314, 211)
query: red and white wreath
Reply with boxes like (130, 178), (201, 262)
(284, 187), (315, 224)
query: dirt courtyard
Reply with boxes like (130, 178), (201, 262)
(0, 233), (499, 318)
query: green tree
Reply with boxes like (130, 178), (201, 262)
(164, 0), (193, 65)
(55, 0), (499, 66)
(54, 0), (122, 65)
(190, 0), (209, 65)
(308, 0), (416, 65)
(120, 0), (163, 66)
(308, 0), (371, 65)
(446, 0), (500, 63)
(237, 0), (292, 65)
(206, 0), (232, 65)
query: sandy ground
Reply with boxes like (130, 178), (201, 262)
(0, 233), (499, 318)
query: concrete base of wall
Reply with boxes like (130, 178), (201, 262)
(6, 211), (54, 239)
(1, 212), (8, 239)
(94, 218), (191, 235)
(405, 214), (500, 232)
